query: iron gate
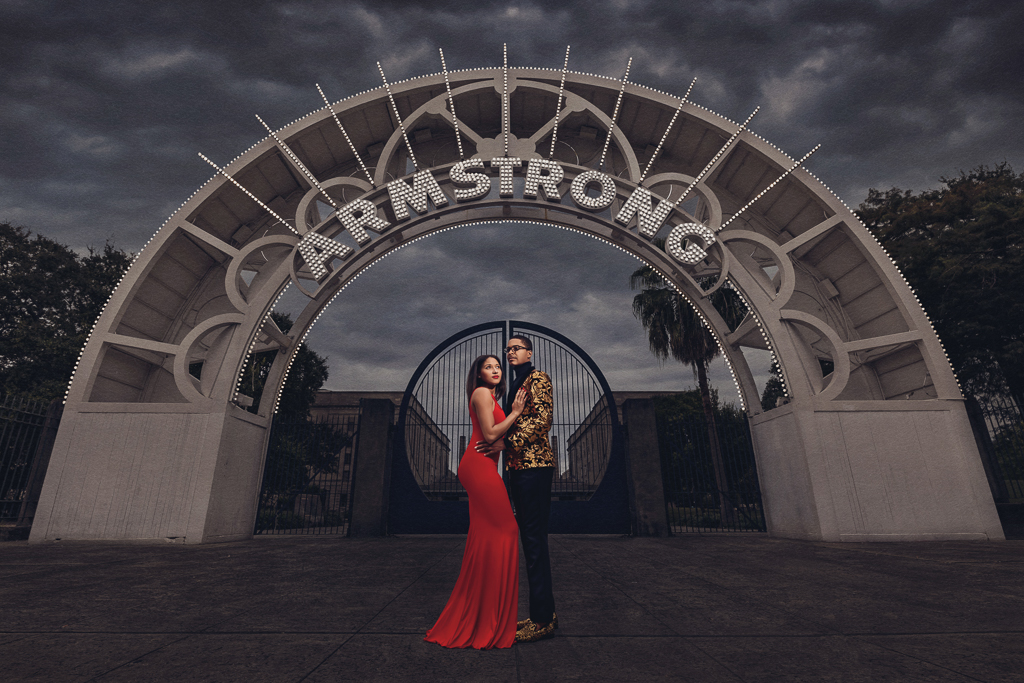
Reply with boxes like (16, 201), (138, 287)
(656, 404), (766, 533)
(965, 392), (1024, 537)
(389, 320), (630, 533)
(1, 395), (47, 526)
(1, 394), (63, 538)
(967, 393), (1024, 503)
(253, 411), (359, 535)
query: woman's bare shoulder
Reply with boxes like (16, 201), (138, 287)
(470, 386), (493, 402)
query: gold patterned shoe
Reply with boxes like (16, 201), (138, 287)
(515, 619), (556, 643)
(517, 612), (558, 630)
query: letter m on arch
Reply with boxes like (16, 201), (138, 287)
(387, 170), (449, 221)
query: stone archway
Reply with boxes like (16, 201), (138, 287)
(30, 57), (1002, 543)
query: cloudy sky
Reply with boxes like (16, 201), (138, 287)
(3, 0), (1022, 405)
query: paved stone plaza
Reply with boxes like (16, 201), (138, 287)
(2, 534), (1022, 682)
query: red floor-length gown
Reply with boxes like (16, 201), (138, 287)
(424, 395), (519, 649)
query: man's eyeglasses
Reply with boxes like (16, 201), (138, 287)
(504, 345), (529, 354)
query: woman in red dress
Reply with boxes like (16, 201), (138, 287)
(425, 355), (527, 649)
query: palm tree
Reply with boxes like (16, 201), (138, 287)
(629, 241), (747, 526)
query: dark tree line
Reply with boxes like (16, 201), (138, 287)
(0, 222), (133, 401)
(857, 164), (1024, 404)
(630, 240), (749, 524)
(240, 314), (349, 532)
(1, 222), (330, 416)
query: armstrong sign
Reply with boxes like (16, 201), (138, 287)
(294, 160), (717, 286)
(30, 58), (1001, 546)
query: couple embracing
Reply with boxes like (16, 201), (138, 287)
(424, 335), (558, 649)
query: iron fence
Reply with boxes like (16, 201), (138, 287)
(254, 411), (359, 535)
(657, 411), (766, 533)
(967, 393), (1024, 503)
(1, 395), (52, 529)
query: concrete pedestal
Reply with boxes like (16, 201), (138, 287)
(29, 405), (270, 544)
(749, 399), (1004, 542)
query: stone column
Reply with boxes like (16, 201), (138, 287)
(348, 399), (394, 537)
(622, 398), (670, 537)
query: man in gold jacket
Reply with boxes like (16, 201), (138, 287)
(483, 333), (557, 642)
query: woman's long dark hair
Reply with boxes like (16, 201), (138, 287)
(466, 355), (506, 401)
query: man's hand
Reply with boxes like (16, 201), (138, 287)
(475, 438), (504, 456)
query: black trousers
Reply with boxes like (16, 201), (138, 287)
(509, 466), (555, 625)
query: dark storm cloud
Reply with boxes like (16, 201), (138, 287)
(3, 0), (1020, 246)
(1, 0), (1019, 398)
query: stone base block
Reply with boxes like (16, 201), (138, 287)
(749, 399), (1004, 542)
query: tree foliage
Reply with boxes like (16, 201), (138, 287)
(0, 222), (132, 401)
(0, 222), (331, 417)
(857, 164), (1024, 401)
(629, 241), (748, 523)
(628, 242), (748, 372)
(759, 360), (787, 411)
(255, 416), (354, 533)
(245, 315), (345, 534)
(238, 312), (329, 419)
(652, 391), (764, 530)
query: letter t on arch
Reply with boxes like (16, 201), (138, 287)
(524, 159), (564, 201)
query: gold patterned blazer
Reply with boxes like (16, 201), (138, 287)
(505, 369), (555, 470)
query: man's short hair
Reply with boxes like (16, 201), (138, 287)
(508, 334), (533, 351)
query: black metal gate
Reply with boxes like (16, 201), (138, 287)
(656, 405), (767, 533)
(389, 320), (630, 534)
(1, 394), (65, 540)
(1, 395), (48, 528)
(253, 411), (359, 535)
(967, 393), (1024, 503)
(965, 392), (1024, 537)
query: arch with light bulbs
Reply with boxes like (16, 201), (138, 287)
(29, 54), (1002, 543)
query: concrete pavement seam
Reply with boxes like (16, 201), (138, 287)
(81, 633), (195, 682)
(850, 635), (993, 683)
